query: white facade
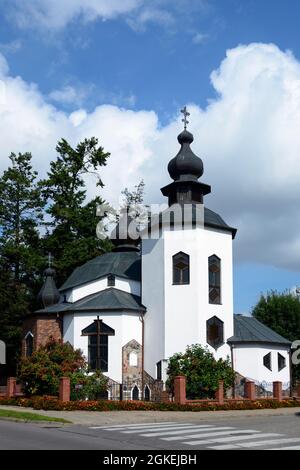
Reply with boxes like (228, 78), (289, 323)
(63, 311), (142, 383)
(232, 343), (291, 390)
(142, 219), (234, 379)
(65, 276), (140, 303)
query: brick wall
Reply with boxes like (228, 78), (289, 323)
(22, 315), (63, 355)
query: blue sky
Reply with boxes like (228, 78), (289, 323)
(1, 0), (300, 313)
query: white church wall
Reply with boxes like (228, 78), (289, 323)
(63, 313), (74, 344)
(65, 311), (142, 383)
(142, 222), (234, 378)
(64, 277), (140, 303)
(232, 343), (291, 390)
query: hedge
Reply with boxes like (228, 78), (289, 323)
(1, 396), (300, 412)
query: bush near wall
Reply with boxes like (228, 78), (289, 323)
(0, 396), (300, 412)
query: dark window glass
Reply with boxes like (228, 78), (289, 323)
(107, 274), (115, 287)
(132, 385), (139, 400)
(156, 361), (162, 381)
(263, 352), (272, 371)
(278, 353), (286, 371)
(25, 334), (33, 357)
(88, 335), (108, 372)
(206, 316), (224, 349)
(144, 385), (150, 401)
(173, 252), (190, 285)
(209, 255), (221, 304)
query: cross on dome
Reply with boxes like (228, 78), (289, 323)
(180, 106), (190, 130)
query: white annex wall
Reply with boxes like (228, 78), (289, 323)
(63, 311), (142, 383)
(64, 277), (140, 302)
(232, 343), (291, 389)
(142, 220), (234, 378)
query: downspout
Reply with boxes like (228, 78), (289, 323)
(139, 312), (145, 400)
(230, 343), (235, 399)
(289, 347), (293, 397)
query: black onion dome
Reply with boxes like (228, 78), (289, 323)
(37, 268), (60, 308)
(111, 214), (140, 252)
(168, 130), (204, 182)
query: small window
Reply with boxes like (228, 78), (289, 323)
(173, 252), (190, 285)
(25, 332), (33, 357)
(263, 352), (272, 371)
(107, 274), (115, 287)
(209, 255), (221, 304)
(206, 316), (224, 349)
(129, 351), (138, 367)
(132, 385), (139, 400)
(278, 353), (286, 372)
(156, 361), (162, 381)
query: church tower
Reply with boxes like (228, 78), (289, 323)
(142, 108), (237, 380)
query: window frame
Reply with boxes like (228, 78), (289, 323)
(206, 316), (224, 350)
(88, 334), (109, 372)
(25, 331), (34, 357)
(208, 254), (222, 304)
(263, 352), (272, 371)
(172, 252), (190, 285)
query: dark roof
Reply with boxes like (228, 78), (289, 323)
(35, 288), (145, 314)
(227, 315), (291, 346)
(204, 207), (237, 239)
(60, 251), (141, 292)
(82, 319), (115, 336)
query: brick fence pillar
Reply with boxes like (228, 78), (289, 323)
(273, 381), (282, 401)
(6, 377), (16, 398)
(59, 377), (70, 402)
(245, 381), (256, 400)
(174, 376), (186, 404)
(215, 380), (224, 404)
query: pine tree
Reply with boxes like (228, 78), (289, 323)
(41, 137), (112, 285)
(0, 152), (45, 373)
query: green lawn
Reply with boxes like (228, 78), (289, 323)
(0, 409), (71, 423)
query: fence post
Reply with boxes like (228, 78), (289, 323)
(215, 380), (224, 404)
(174, 376), (186, 404)
(273, 381), (282, 402)
(59, 377), (70, 402)
(6, 377), (16, 398)
(245, 381), (256, 400)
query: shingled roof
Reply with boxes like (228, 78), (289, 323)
(60, 251), (141, 292)
(227, 315), (291, 346)
(35, 288), (146, 314)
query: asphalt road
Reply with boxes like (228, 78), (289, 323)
(1, 413), (300, 450)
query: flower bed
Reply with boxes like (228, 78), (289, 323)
(0, 396), (300, 412)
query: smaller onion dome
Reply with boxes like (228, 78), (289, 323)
(168, 129), (204, 182)
(110, 212), (140, 252)
(37, 267), (60, 308)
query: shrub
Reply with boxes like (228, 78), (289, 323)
(18, 337), (107, 398)
(167, 344), (235, 399)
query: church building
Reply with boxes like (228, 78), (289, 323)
(22, 110), (291, 396)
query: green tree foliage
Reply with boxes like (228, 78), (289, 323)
(41, 138), (112, 285)
(252, 290), (300, 380)
(18, 338), (108, 399)
(0, 153), (45, 372)
(167, 344), (234, 399)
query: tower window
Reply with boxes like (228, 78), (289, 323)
(173, 252), (190, 285)
(278, 353), (286, 371)
(206, 316), (224, 349)
(25, 332), (33, 357)
(209, 255), (221, 304)
(263, 352), (272, 371)
(107, 274), (115, 287)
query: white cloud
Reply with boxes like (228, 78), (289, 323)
(49, 85), (93, 106)
(7, 0), (143, 30)
(1, 43), (300, 270)
(192, 33), (208, 45)
(0, 39), (22, 54)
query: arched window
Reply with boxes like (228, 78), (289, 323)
(129, 351), (138, 367)
(209, 255), (221, 304)
(173, 252), (190, 285)
(144, 385), (150, 401)
(132, 385), (139, 400)
(25, 332), (34, 357)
